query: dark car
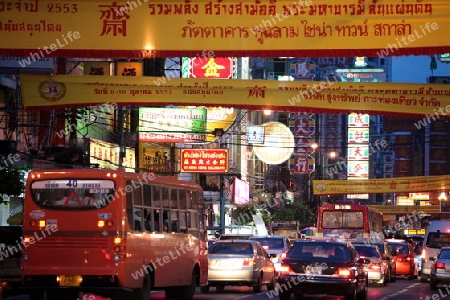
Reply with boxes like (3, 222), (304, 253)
(277, 239), (368, 300)
(430, 247), (450, 289)
(0, 226), (22, 297)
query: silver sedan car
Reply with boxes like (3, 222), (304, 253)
(202, 240), (276, 293)
(430, 247), (450, 289)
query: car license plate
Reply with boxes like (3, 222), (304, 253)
(305, 266), (322, 275)
(59, 275), (81, 287)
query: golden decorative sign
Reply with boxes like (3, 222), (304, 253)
(313, 175), (450, 195)
(20, 74), (450, 117)
(0, 1), (449, 58)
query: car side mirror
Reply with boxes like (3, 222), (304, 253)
(269, 253), (278, 258)
(429, 257), (436, 261)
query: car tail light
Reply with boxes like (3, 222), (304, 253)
(406, 256), (412, 262)
(369, 263), (381, 270)
(243, 258), (254, 266)
(278, 261), (292, 273)
(436, 262), (445, 269)
(336, 268), (352, 278)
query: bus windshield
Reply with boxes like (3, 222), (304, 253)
(30, 179), (115, 209)
(322, 211), (364, 229)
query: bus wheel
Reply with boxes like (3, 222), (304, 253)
(181, 269), (197, 300)
(134, 272), (152, 300)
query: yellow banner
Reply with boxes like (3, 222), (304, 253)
(313, 175), (450, 195)
(0, 0), (449, 58)
(20, 74), (450, 117)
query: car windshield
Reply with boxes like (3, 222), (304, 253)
(439, 249), (450, 259)
(389, 244), (409, 254)
(219, 235), (251, 240)
(209, 243), (254, 255)
(354, 246), (379, 258)
(288, 243), (349, 261)
(374, 243), (385, 254)
(426, 232), (450, 249)
(251, 238), (284, 249)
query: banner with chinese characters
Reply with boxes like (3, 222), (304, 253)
(1, 1), (450, 58)
(180, 149), (228, 173)
(313, 175), (450, 195)
(182, 57), (237, 79)
(19, 74), (450, 117)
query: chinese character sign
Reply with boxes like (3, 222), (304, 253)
(180, 149), (228, 173)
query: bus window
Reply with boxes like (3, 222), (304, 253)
(143, 185), (151, 206)
(153, 186), (162, 209)
(170, 189), (178, 209)
(189, 211), (198, 229)
(322, 211), (342, 228)
(180, 211), (187, 232)
(170, 211), (179, 233)
(187, 190), (194, 209)
(162, 210), (170, 232)
(132, 182), (143, 206)
(134, 208), (144, 231)
(180, 190), (187, 209)
(162, 187), (170, 208)
(31, 180), (115, 209)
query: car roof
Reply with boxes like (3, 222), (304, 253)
(250, 236), (287, 239)
(210, 240), (259, 245)
(353, 244), (378, 248)
(295, 239), (350, 246)
(386, 239), (409, 244)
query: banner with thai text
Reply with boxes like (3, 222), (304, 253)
(1, 0), (450, 58)
(313, 175), (450, 195)
(20, 74), (450, 117)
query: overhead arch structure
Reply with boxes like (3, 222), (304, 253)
(313, 175), (450, 195)
(0, 0), (449, 58)
(19, 74), (450, 118)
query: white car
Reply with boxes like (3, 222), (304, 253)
(354, 244), (389, 286)
(250, 236), (290, 271)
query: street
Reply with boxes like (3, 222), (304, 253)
(144, 278), (441, 300)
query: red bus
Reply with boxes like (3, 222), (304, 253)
(317, 203), (383, 240)
(22, 169), (208, 300)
